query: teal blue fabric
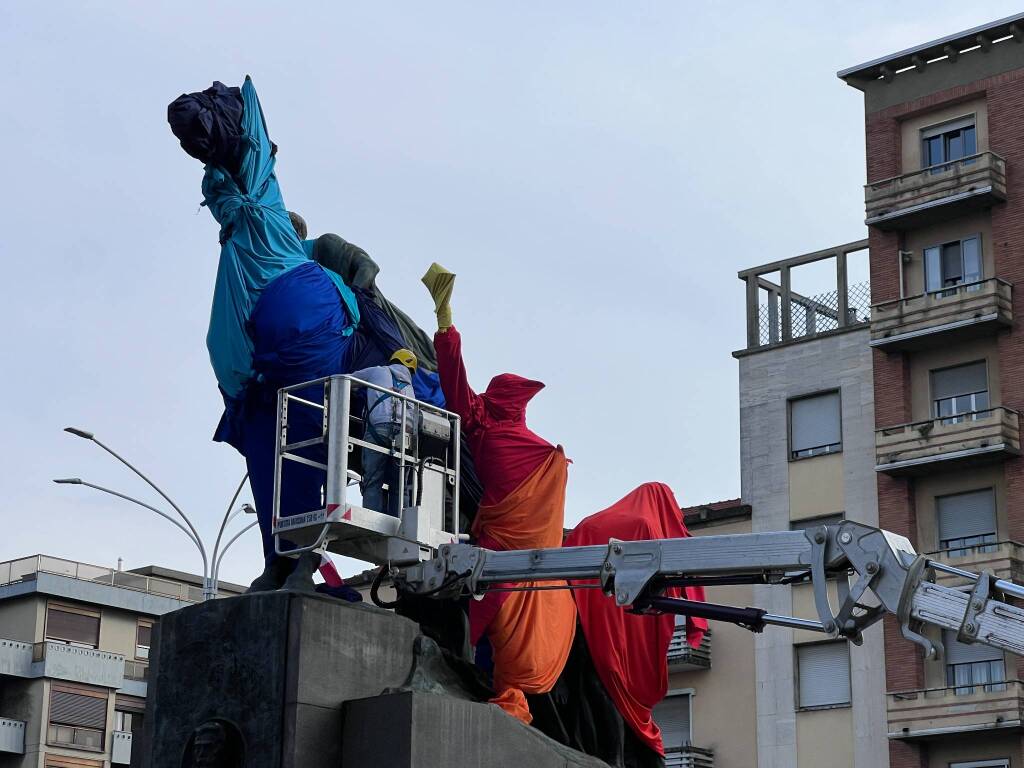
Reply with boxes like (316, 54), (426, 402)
(202, 78), (357, 397)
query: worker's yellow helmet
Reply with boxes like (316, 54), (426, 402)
(390, 348), (418, 371)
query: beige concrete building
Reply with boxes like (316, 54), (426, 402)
(0, 555), (242, 768)
(734, 241), (887, 768)
(657, 499), (755, 768)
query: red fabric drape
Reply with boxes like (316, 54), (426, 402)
(564, 482), (708, 756)
(434, 326), (575, 723)
(434, 326), (554, 506)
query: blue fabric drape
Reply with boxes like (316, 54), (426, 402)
(202, 77), (357, 398)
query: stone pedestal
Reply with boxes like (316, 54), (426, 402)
(138, 592), (607, 768)
(342, 691), (607, 767)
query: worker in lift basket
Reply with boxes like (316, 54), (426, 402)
(348, 349), (418, 517)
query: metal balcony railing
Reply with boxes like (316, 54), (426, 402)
(865, 151), (1007, 230)
(887, 679), (1024, 738)
(926, 540), (1024, 587)
(0, 554), (203, 602)
(875, 406), (1021, 475)
(664, 746), (714, 768)
(870, 277), (1013, 350)
(124, 659), (149, 682)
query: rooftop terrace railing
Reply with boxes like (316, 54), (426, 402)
(0, 555), (203, 603)
(737, 240), (870, 353)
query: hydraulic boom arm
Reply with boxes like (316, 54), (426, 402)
(395, 520), (1024, 660)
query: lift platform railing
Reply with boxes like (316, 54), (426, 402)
(271, 374), (462, 566)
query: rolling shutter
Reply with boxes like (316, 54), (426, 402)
(797, 643), (850, 708)
(943, 630), (1003, 664)
(652, 694), (691, 750)
(49, 690), (107, 729)
(932, 362), (987, 400)
(936, 489), (996, 543)
(46, 607), (99, 647)
(790, 392), (841, 453)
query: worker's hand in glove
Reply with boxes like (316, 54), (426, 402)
(421, 262), (456, 331)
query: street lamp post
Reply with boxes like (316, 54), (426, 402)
(55, 427), (256, 600)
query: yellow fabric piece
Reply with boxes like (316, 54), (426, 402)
(421, 262), (456, 330)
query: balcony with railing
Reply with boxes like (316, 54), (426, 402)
(121, 659), (149, 696)
(0, 718), (25, 755)
(888, 679), (1024, 738)
(870, 278), (1013, 351)
(0, 554), (204, 603)
(664, 746), (714, 768)
(736, 240), (870, 355)
(875, 406), (1021, 475)
(0, 638), (33, 678)
(32, 641), (124, 688)
(667, 626), (711, 671)
(865, 151), (1007, 231)
(928, 541), (1024, 587)
(112, 730), (133, 764)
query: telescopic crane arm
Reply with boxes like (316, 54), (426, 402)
(395, 520), (1024, 661)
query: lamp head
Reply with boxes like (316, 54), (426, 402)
(53, 478), (83, 485)
(63, 427), (95, 440)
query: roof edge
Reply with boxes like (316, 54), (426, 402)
(838, 12), (1024, 82)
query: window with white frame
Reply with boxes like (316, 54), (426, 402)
(924, 235), (982, 294)
(921, 116), (977, 171)
(950, 759), (1009, 768)
(789, 392), (841, 459)
(796, 642), (850, 709)
(931, 361), (989, 424)
(936, 488), (997, 556)
(652, 692), (691, 752)
(944, 629), (1006, 696)
(136, 619), (153, 660)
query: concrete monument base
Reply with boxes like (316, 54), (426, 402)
(138, 591), (607, 767)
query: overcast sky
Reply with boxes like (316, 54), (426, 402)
(1, 2), (1018, 587)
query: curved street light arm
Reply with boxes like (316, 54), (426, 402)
(69, 480), (202, 551)
(211, 473), (249, 575)
(211, 520), (259, 593)
(85, 435), (207, 561)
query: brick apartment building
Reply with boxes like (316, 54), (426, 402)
(841, 13), (1024, 768)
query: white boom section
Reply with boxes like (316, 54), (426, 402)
(394, 520), (1024, 661)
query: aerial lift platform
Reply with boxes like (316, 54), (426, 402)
(274, 378), (1024, 662)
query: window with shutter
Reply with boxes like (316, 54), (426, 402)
(944, 629), (1006, 695)
(936, 489), (997, 556)
(652, 693), (691, 750)
(789, 392), (842, 459)
(931, 361), (989, 424)
(48, 684), (107, 751)
(797, 642), (850, 709)
(45, 606), (100, 648)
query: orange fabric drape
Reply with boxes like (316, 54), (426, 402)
(474, 448), (577, 724)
